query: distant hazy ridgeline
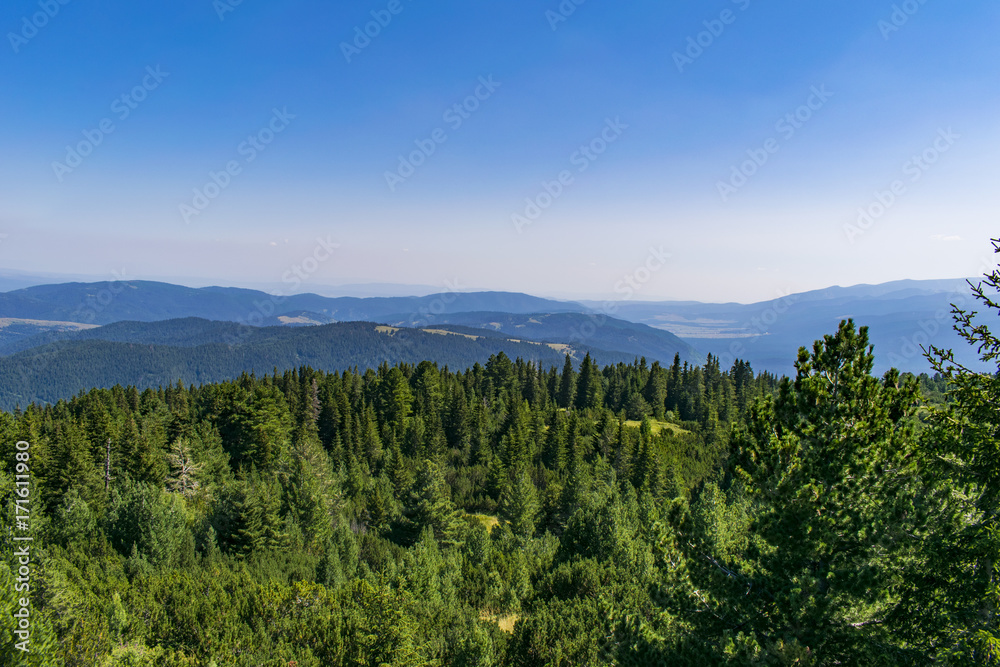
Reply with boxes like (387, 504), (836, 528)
(0, 277), (986, 408)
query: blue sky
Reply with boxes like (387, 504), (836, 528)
(1, 0), (998, 302)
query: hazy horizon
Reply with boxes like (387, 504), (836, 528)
(0, 266), (982, 308)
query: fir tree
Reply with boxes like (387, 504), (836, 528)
(558, 355), (577, 409)
(499, 469), (540, 539)
(407, 459), (464, 547)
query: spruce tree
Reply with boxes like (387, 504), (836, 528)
(558, 355), (577, 409)
(499, 469), (540, 539)
(407, 459), (464, 547)
(575, 353), (603, 410)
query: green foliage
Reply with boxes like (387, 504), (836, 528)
(924, 238), (1000, 662)
(684, 320), (978, 663)
(406, 459), (464, 548)
(105, 479), (193, 568)
(498, 468), (540, 539)
(7, 296), (994, 665)
(558, 355), (576, 409)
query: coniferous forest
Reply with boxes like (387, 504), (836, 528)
(2, 242), (1000, 665)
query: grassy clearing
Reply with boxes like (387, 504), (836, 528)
(0, 318), (99, 330)
(624, 419), (689, 435)
(421, 328), (481, 340)
(480, 612), (519, 634)
(466, 513), (500, 533)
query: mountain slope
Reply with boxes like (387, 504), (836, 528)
(389, 311), (700, 365)
(0, 319), (645, 409)
(0, 317), (245, 355)
(0, 317), (100, 354)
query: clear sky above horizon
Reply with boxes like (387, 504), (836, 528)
(1, 0), (997, 303)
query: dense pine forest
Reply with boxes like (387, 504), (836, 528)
(3, 244), (1000, 665)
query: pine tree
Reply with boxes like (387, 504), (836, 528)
(558, 355), (577, 409)
(49, 420), (104, 512)
(543, 409), (568, 472)
(666, 353), (682, 414)
(575, 353), (603, 410)
(499, 400), (531, 470)
(632, 416), (661, 495)
(378, 366), (413, 442)
(359, 403), (384, 471)
(407, 459), (463, 547)
(279, 437), (339, 552)
(499, 469), (540, 539)
(707, 320), (964, 662)
(118, 417), (167, 486)
(641, 361), (667, 419)
(232, 474), (288, 556)
(366, 474), (399, 533)
(317, 377), (343, 458)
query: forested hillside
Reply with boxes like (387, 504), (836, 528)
(0, 320), (649, 411)
(1, 243), (999, 665)
(386, 311), (699, 365)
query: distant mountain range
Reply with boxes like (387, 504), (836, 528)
(0, 280), (585, 326)
(590, 278), (988, 376)
(0, 276), (993, 407)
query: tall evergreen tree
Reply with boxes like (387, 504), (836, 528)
(700, 321), (968, 662)
(407, 459), (463, 547)
(558, 355), (577, 409)
(641, 361), (667, 419)
(575, 353), (603, 410)
(499, 469), (540, 539)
